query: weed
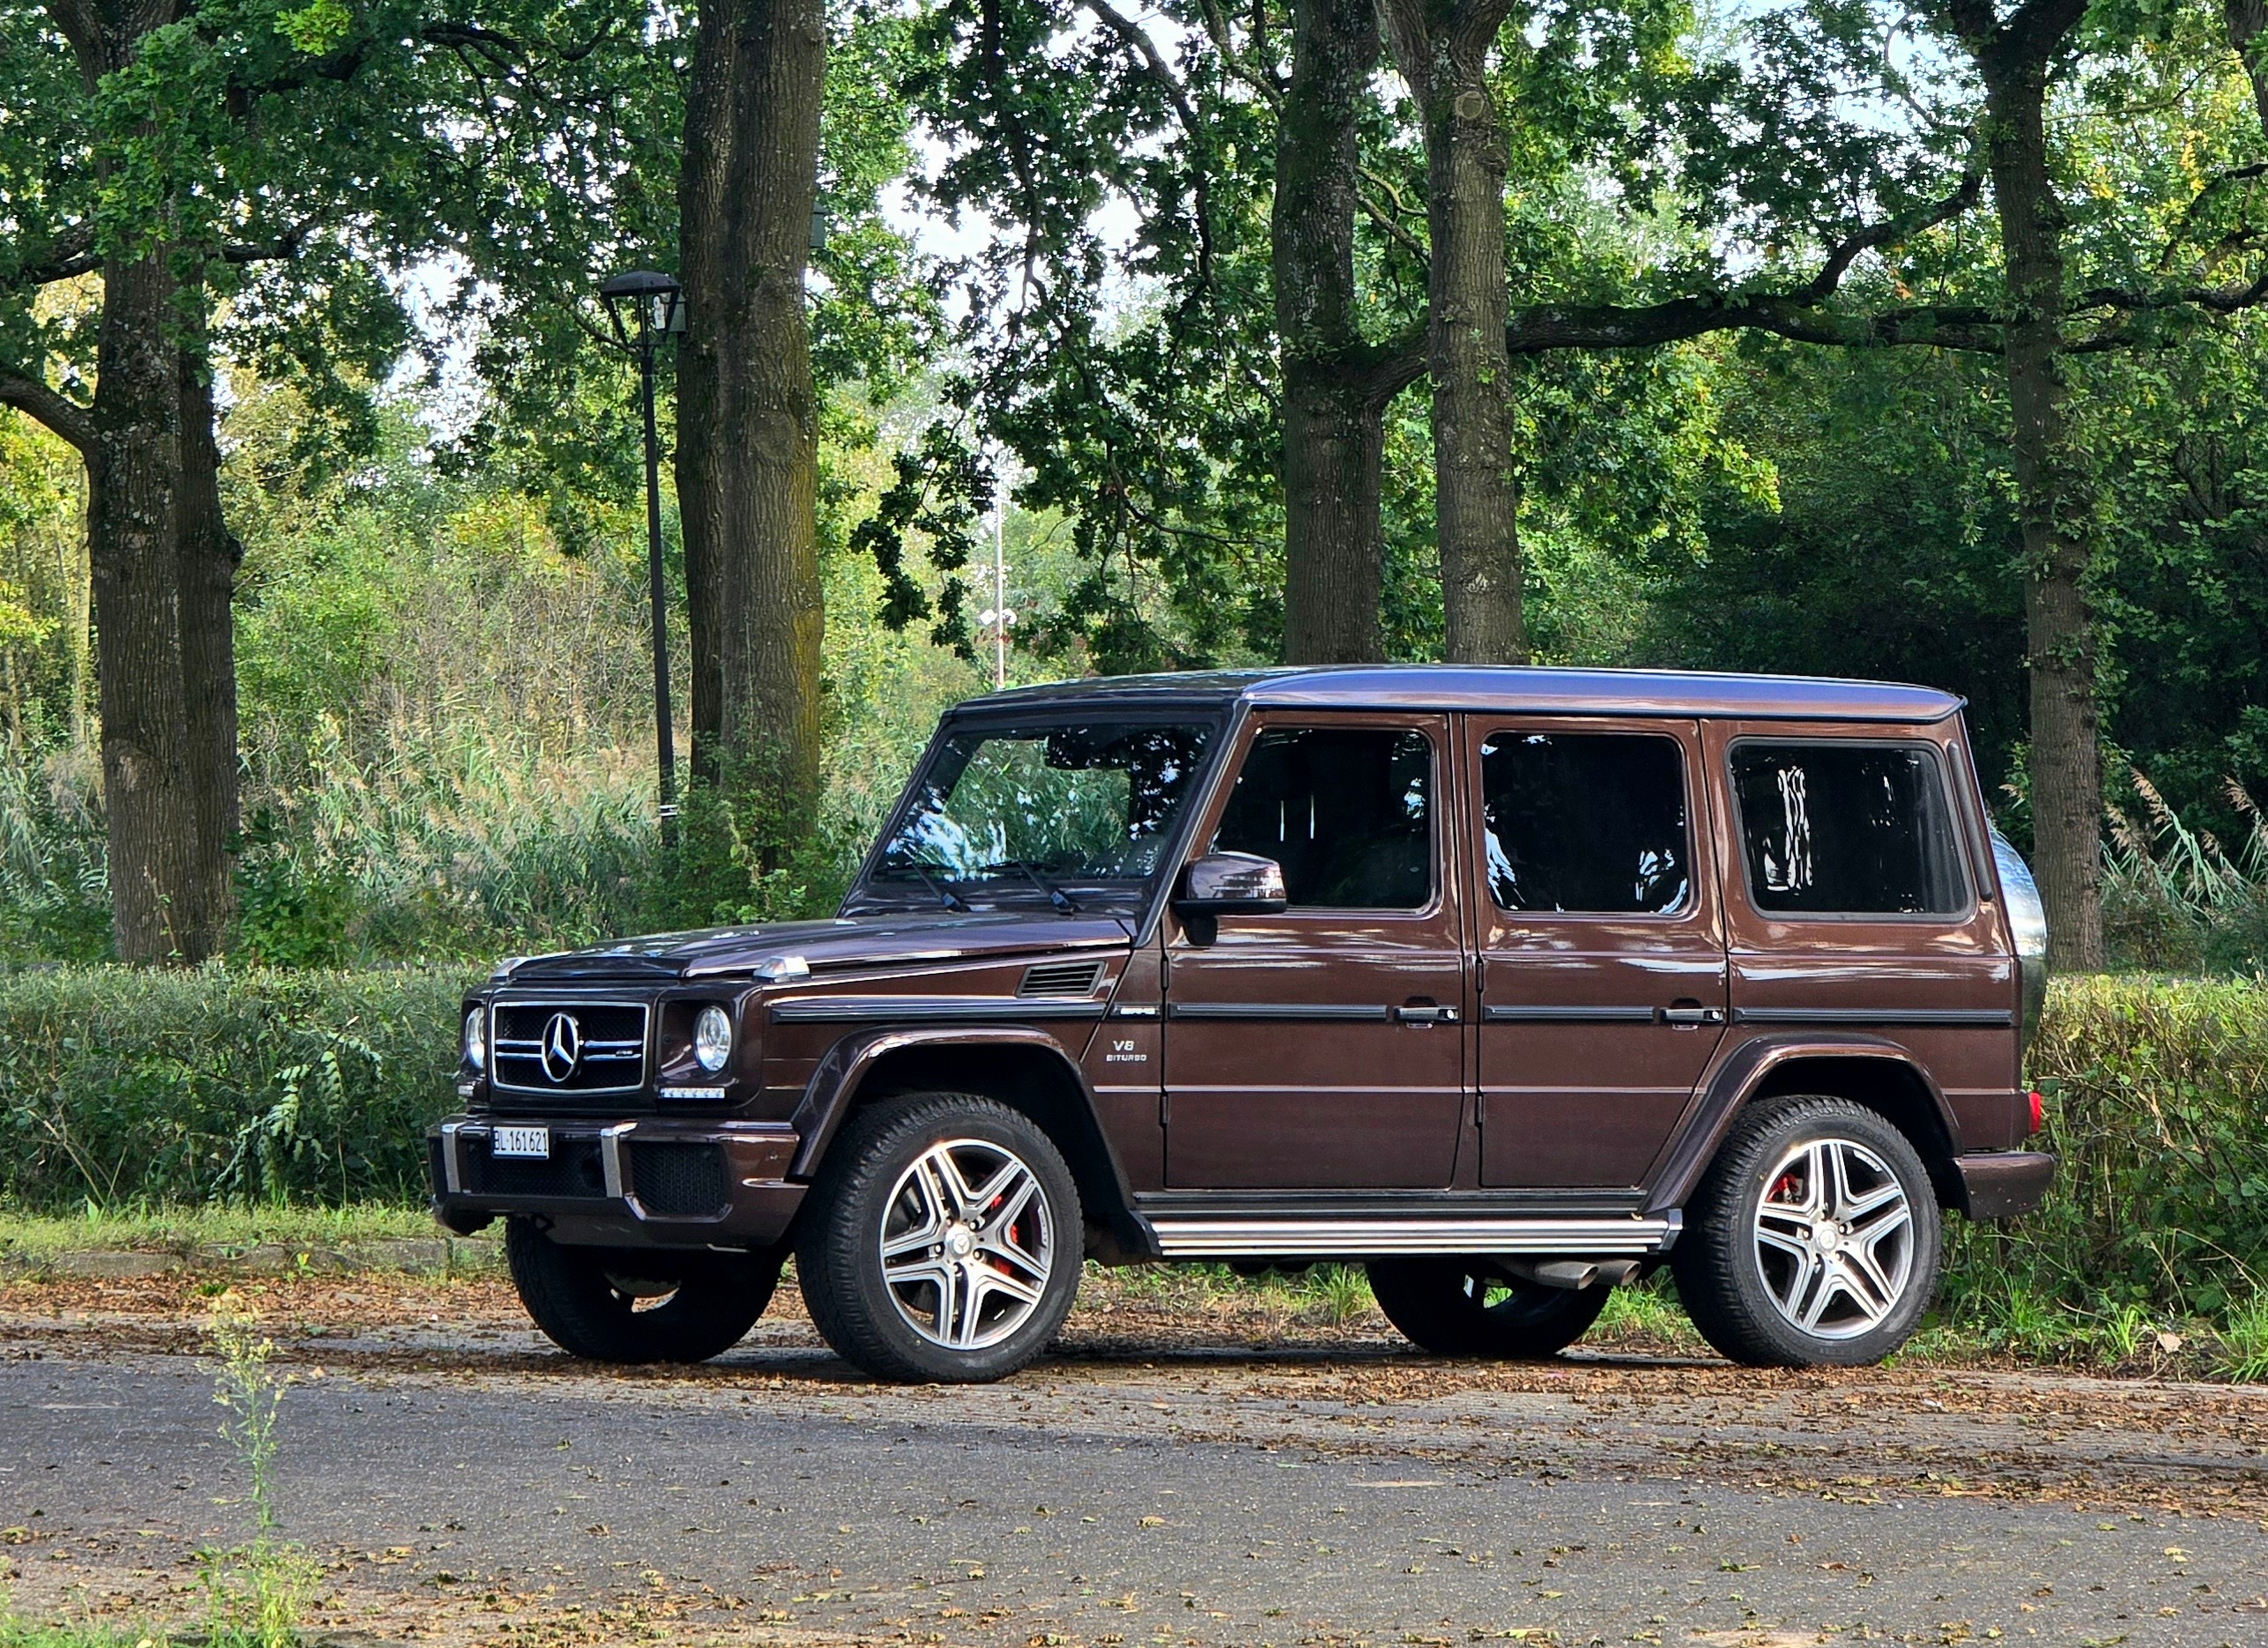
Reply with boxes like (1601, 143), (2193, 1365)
(2217, 1288), (2268, 1383)
(197, 1297), (319, 1648)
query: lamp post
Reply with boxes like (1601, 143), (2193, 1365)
(599, 270), (685, 847)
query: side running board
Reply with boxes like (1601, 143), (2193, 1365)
(1145, 1214), (1679, 1259)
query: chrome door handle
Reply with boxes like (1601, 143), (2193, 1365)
(1394, 1004), (1458, 1025)
(1658, 1005), (1726, 1026)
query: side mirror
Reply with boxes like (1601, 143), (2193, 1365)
(1174, 850), (1287, 916)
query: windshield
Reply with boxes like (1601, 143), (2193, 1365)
(859, 720), (1217, 908)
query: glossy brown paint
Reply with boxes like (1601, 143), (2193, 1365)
(1696, 717), (2027, 1159)
(1467, 716), (1731, 1187)
(1160, 710), (1469, 1190)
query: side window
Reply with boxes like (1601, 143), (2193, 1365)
(1479, 732), (1691, 914)
(1731, 742), (1968, 916)
(1212, 726), (1434, 909)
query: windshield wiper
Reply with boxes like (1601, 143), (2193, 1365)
(986, 859), (1081, 915)
(893, 858), (970, 912)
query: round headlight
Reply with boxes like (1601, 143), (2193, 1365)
(694, 1005), (733, 1073)
(463, 1007), (486, 1072)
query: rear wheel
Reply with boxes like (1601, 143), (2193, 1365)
(1671, 1095), (1942, 1367)
(1367, 1257), (1611, 1358)
(797, 1093), (1082, 1383)
(505, 1218), (780, 1363)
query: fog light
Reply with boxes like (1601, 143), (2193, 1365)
(463, 1008), (486, 1072)
(694, 1005), (733, 1073)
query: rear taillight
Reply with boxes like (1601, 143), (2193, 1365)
(2027, 1089), (2046, 1135)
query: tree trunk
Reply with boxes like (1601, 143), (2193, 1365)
(1380, 0), (1524, 664)
(177, 312), (241, 950)
(1973, 34), (2104, 971)
(86, 249), (205, 961)
(2227, 0), (2268, 130)
(675, 0), (826, 868)
(1275, 0), (1385, 664)
(19, 0), (238, 963)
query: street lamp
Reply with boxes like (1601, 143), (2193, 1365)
(599, 270), (686, 846)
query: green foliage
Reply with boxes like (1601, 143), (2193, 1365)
(1943, 976), (2268, 1326)
(0, 966), (471, 1212)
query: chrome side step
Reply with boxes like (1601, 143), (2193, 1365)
(1146, 1214), (1678, 1259)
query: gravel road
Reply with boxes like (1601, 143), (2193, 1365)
(4, 1273), (2266, 1646)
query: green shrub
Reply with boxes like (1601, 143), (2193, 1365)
(1944, 974), (2268, 1320)
(0, 965), (472, 1212)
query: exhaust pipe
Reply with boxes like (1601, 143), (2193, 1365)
(1502, 1257), (1642, 1292)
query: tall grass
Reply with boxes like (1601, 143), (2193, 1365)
(2101, 771), (2268, 974)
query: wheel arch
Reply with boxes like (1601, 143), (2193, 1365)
(789, 1027), (1157, 1259)
(1645, 1035), (1963, 1216)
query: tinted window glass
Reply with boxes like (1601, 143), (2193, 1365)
(1213, 727), (1433, 909)
(1479, 732), (1690, 913)
(1731, 743), (1968, 915)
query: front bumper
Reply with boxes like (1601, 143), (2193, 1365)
(1953, 1150), (2057, 1220)
(427, 1114), (806, 1251)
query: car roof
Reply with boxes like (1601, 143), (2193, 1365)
(958, 664), (1966, 724)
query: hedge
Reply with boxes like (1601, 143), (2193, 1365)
(1, 967), (2263, 1315)
(1961, 974), (2268, 1317)
(0, 966), (474, 1210)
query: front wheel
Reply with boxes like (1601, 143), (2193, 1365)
(505, 1219), (781, 1363)
(796, 1093), (1082, 1383)
(1367, 1258), (1611, 1357)
(1671, 1095), (1942, 1367)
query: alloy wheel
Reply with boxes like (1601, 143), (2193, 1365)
(878, 1138), (1056, 1351)
(1751, 1137), (1916, 1340)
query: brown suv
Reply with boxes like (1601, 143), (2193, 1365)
(429, 665), (2054, 1381)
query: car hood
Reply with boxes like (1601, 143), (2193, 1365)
(500, 909), (1137, 984)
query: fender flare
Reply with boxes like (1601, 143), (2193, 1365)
(1642, 1032), (1962, 1216)
(787, 1024), (1158, 1257)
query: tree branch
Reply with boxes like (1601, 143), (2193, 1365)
(4, 225), (98, 289)
(0, 372), (94, 453)
(1079, 0), (1214, 288)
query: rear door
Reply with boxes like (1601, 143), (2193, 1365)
(1704, 719), (2013, 1133)
(1162, 712), (1468, 1189)
(1467, 716), (1729, 1187)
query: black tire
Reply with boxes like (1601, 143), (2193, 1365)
(1671, 1095), (1943, 1368)
(1367, 1257), (1611, 1357)
(505, 1218), (780, 1363)
(796, 1092), (1082, 1383)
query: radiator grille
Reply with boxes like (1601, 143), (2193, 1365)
(631, 1142), (730, 1217)
(1018, 960), (1107, 998)
(491, 1000), (649, 1095)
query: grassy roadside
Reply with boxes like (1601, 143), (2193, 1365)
(4, 1200), (2266, 1381)
(0, 1203), (498, 1275)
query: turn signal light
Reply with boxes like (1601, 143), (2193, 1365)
(2027, 1088), (2046, 1135)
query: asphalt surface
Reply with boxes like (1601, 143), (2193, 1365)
(5, 1289), (2268, 1646)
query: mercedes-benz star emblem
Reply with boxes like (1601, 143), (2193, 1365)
(539, 1012), (583, 1083)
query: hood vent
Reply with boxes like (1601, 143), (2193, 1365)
(1018, 960), (1107, 998)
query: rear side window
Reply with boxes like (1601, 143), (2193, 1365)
(1479, 732), (1690, 914)
(1212, 726), (1434, 909)
(1731, 742), (1968, 916)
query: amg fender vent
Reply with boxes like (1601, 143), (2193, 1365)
(1018, 960), (1108, 998)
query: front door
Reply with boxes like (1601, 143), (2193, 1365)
(1163, 713), (1468, 1189)
(1468, 717), (1729, 1187)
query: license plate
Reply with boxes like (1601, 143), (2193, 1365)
(492, 1125), (551, 1160)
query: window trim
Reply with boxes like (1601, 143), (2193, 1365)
(1473, 725), (1698, 921)
(1201, 718), (1446, 918)
(1724, 735), (1978, 924)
